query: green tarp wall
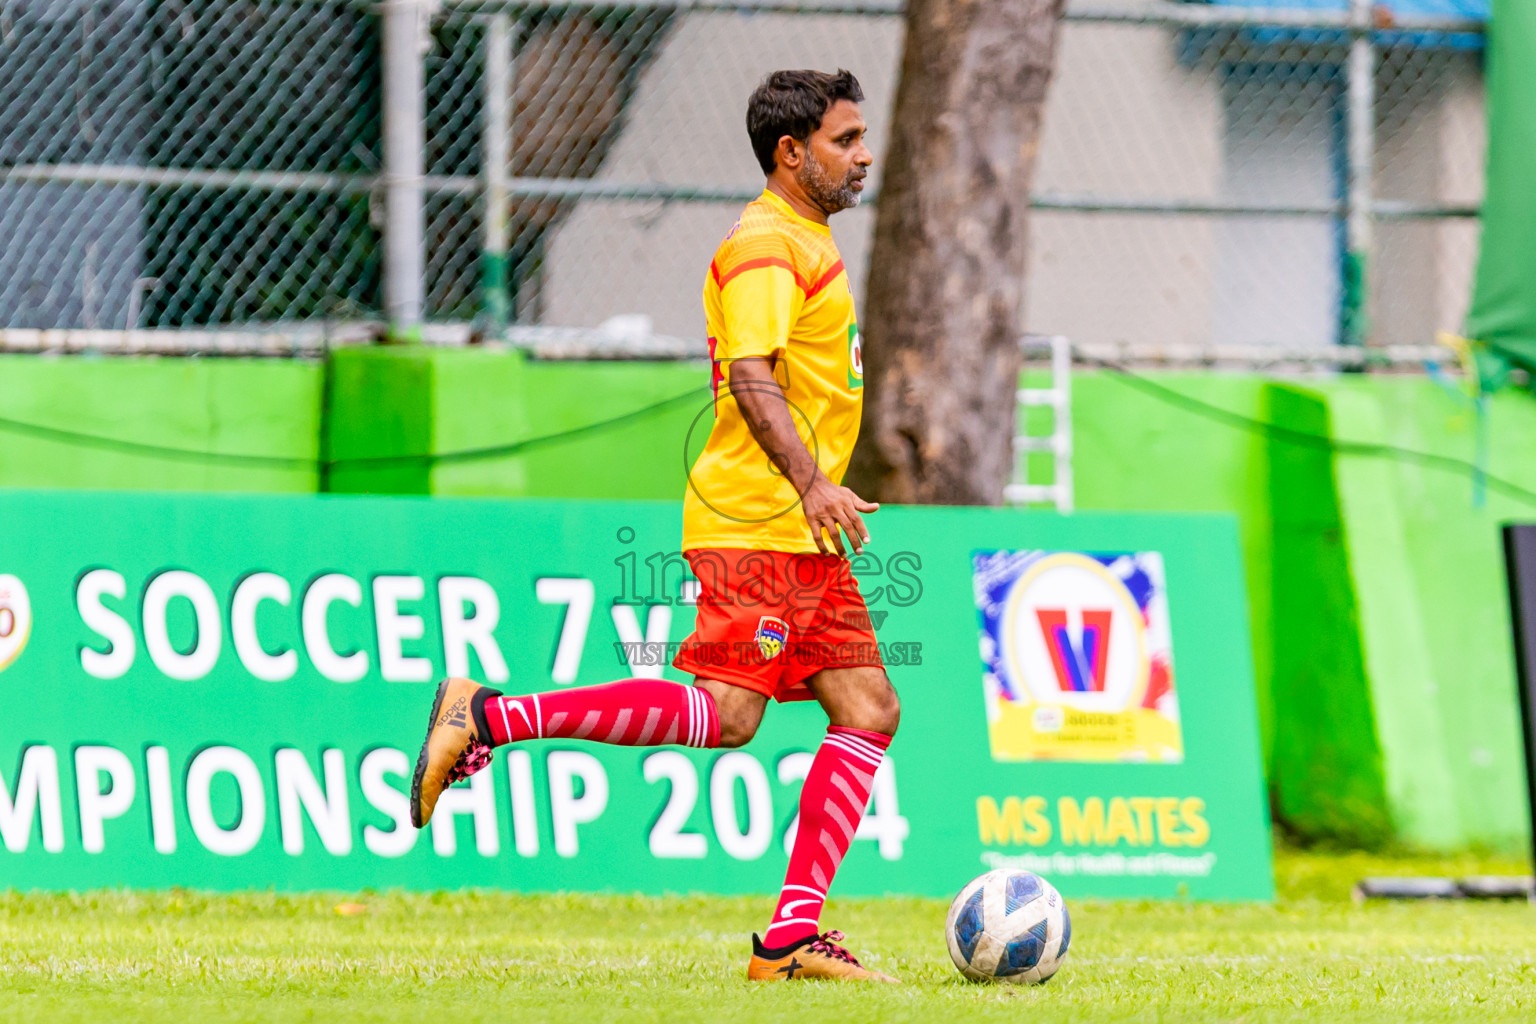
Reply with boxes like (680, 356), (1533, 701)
(1465, 0), (1536, 382)
(0, 349), (1531, 852)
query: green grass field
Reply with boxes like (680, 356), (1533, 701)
(3, 847), (1533, 1023)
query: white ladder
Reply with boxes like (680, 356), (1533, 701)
(1004, 334), (1073, 513)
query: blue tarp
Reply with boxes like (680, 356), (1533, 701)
(1204, 0), (1487, 16)
(1191, 0), (1487, 51)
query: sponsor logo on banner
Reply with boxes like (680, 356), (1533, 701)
(0, 575), (31, 672)
(972, 551), (1182, 763)
(755, 616), (788, 660)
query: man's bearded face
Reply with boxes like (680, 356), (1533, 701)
(798, 145), (864, 214)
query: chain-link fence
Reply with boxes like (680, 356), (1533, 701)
(0, 1), (380, 331)
(0, 0), (1487, 352)
(1031, 0), (1486, 355)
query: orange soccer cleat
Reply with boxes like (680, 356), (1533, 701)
(409, 677), (502, 828)
(746, 931), (899, 983)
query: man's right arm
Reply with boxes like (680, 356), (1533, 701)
(727, 356), (877, 557)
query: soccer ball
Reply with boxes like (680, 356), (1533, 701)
(945, 869), (1071, 984)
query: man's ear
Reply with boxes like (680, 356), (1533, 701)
(775, 135), (803, 171)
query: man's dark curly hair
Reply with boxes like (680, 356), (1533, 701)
(746, 69), (864, 175)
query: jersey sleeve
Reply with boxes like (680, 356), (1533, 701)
(713, 233), (804, 364)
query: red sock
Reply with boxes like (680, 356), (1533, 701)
(484, 679), (720, 748)
(763, 725), (891, 947)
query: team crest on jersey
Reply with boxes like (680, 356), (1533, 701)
(847, 323), (864, 390)
(755, 616), (788, 660)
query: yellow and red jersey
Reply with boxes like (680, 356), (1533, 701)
(683, 190), (864, 553)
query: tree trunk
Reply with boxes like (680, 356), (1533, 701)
(848, 0), (1066, 505)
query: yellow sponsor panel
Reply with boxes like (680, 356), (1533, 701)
(988, 701), (1185, 762)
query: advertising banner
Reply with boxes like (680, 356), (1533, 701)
(0, 492), (1271, 899)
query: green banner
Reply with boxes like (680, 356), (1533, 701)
(0, 492), (1271, 899)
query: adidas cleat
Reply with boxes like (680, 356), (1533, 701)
(409, 677), (502, 828)
(746, 931), (899, 983)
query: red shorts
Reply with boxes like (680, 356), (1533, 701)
(671, 548), (884, 702)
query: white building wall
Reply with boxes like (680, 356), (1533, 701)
(539, 12), (1484, 351)
(1027, 22), (1222, 350)
(540, 13), (903, 339)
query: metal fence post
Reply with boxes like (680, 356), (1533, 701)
(479, 11), (513, 336)
(1344, 0), (1376, 346)
(382, 0), (428, 340)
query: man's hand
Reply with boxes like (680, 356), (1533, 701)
(802, 476), (879, 557)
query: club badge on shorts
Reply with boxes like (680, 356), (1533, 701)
(755, 616), (788, 660)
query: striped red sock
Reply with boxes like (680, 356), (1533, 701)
(484, 679), (719, 748)
(762, 725), (891, 947)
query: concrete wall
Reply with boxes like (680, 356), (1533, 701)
(326, 346), (706, 501)
(1030, 22), (1223, 349)
(1316, 377), (1533, 851)
(0, 354), (321, 492)
(540, 12), (902, 338)
(1060, 370), (1531, 852)
(1374, 50), (1487, 346)
(1265, 385), (1395, 845)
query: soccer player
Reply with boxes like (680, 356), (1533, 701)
(409, 69), (899, 983)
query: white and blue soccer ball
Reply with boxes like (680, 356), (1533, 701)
(945, 869), (1071, 984)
